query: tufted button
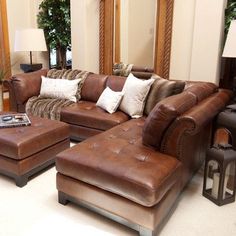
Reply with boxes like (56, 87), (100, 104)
(128, 139), (136, 145)
(89, 143), (100, 149)
(16, 128), (25, 133)
(136, 155), (148, 162)
(136, 122), (143, 127)
(122, 127), (129, 132)
(108, 134), (117, 139)
(112, 148), (121, 154)
(85, 106), (92, 110)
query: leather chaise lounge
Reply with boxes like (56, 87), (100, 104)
(4, 69), (232, 235)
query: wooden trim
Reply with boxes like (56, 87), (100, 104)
(100, 0), (174, 78)
(99, 0), (114, 75)
(0, 0), (11, 79)
(154, 0), (174, 78)
(114, 0), (120, 63)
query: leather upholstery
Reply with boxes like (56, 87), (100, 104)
(144, 78), (186, 115)
(68, 124), (103, 141)
(0, 115), (69, 160)
(106, 75), (127, 91)
(56, 118), (182, 207)
(185, 81), (218, 102)
(215, 103), (236, 149)
(7, 69), (232, 232)
(81, 73), (108, 102)
(0, 139), (69, 176)
(12, 69), (48, 104)
(142, 91), (197, 149)
(57, 173), (181, 230)
(60, 101), (129, 131)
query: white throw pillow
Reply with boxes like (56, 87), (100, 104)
(119, 73), (155, 118)
(96, 87), (124, 114)
(40, 76), (81, 102)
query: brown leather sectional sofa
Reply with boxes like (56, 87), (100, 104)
(4, 70), (232, 235)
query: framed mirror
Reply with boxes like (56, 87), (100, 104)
(99, 0), (174, 78)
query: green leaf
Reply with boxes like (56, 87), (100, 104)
(37, 0), (71, 68)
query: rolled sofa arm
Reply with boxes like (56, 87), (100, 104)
(4, 69), (48, 112)
(161, 89), (232, 158)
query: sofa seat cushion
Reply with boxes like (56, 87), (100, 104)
(60, 101), (130, 131)
(56, 119), (182, 207)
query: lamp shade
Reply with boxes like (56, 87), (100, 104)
(222, 20), (236, 58)
(14, 28), (47, 52)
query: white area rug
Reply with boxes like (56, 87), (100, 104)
(0, 165), (236, 236)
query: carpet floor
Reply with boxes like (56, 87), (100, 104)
(0, 164), (236, 236)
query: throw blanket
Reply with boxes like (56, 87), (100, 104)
(26, 96), (74, 120)
(113, 62), (133, 77)
(26, 69), (90, 120)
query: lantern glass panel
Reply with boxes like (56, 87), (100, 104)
(224, 162), (235, 199)
(206, 160), (220, 199)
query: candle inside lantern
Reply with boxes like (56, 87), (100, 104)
(212, 172), (219, 198)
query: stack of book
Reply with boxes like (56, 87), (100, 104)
(0, 113), (31, 128)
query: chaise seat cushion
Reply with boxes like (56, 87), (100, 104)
(60, 101), (130, 131)
(56, 119), (182, 207)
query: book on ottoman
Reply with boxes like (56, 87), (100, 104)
(0, 113), (31, 128)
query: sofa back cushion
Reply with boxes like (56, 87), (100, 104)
(184, 82), (218, 102)
(106, 75), (127, 91)
(142, 91), (197, 149)
(81, 74), (108, 102)
(144, 76), (186, 115)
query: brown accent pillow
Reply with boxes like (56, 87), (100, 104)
(144, 75), (186, 115)
(143, 91), (197, 149)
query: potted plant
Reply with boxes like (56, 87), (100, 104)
(37, 0), (71, 69)
(225, 0), (236, 37)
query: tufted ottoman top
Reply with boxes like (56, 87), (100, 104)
(56, 118), (182, 207)
(0, 114), (69, 160)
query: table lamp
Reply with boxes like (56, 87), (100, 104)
(222, 20), (236, 58)
(14, 28), (47, 73)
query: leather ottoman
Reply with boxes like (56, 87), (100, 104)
(0, 114), (70, 187)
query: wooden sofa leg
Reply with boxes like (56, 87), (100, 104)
(58, 191), (69, 205)
(139, 226), (156, 236)
(15, 175), (28, 187)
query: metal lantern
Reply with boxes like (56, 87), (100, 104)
(203, 144), (236, 206)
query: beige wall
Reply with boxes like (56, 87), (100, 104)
(120, 0), (156, 67)
(169, 0), (196, 81)
(170, 0), (227, 84)
(6, 0), (227, 81)
(71, 0), (99, 73)
(7, 0), (48, 75)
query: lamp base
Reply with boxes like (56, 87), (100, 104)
(20, 64), (42, 73)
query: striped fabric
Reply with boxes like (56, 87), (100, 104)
(113, 63), (133, 77)
(25, 69), (90, 120)
(26, 96), (74, 120)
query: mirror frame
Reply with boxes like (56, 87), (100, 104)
(99, 0), (174, 78)
(0, 0), (11, 79)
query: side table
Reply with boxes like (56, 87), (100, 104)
(202, 105), (236, 205)
(215, 104), (236, 148)
(203, 144), (236, 206)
